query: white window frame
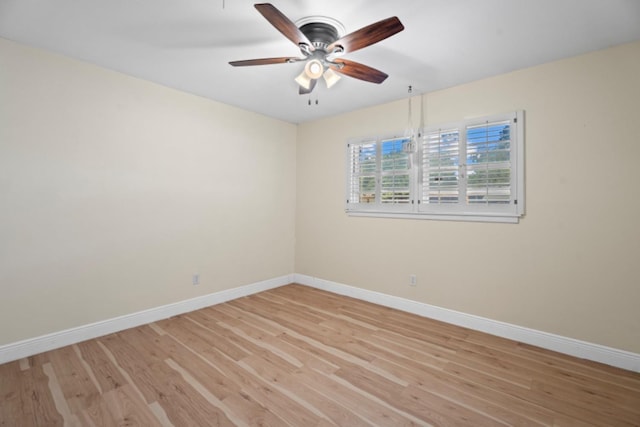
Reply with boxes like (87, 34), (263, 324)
(345, 111), (525, 223)
(346, 136), (416, 214)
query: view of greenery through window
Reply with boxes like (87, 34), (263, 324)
(423, 128), (459, 203)
(355, 142), (376, 203)
(381, 138), (410, 203)
(424, 121), (511, 204)
(466, 122), (511, 204)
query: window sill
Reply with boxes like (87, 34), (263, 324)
(346, 210), (521, 224)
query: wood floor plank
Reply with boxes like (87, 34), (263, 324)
(454, 336), (640, 399)
(98, 334), (162, 404)
(157, 334), (240, 401)
(159, 317), (324, 426)
(22, 363), (64, 426)
(218, 320), (305, 369)
(227, 364), (326, 427)
(159, 333), (288, 426)
(371, 356), (552, 426)
(111, 326), (237, 426)
(235, 296), (382, 364)
(447, 348), (535, 388)
(148, 401), (175, 427)
(240, 354), (372, 427)
(106, 382), (168, 426)
(400, 384), (509, 427)
(530, 380), (640, 426)
(367, 331), (451, 370)
(223, 361), (324, 426)
(45, 345), (101, 416)
(179, 312), (257, 360)
(516, 342), (640, 392)
(77, 385), (159, 427)
(117, 325), (171, 363)
(2, 283), (639, 426)
(295, 368), (426, 426)
(221, 391), (286, 427)
(75, 340), (128, 394)
(165, 358), (244, 426)
(154, 368), (236, 427)
(0, 361), (25, 426)
(18, 358), (30, 371)
(162, 315), (248, 361)
(218, 303), (341, 374)
(42, 362), (82, 426)
(213, 302), (286, 336)
(334, 360), (406, 395)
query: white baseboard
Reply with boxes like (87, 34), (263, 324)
(3, 273), (639, 373)
(0, 274), (293, 365)
(294, 274), (640, 373)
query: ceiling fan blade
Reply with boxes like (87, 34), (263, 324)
(332, 59), (388, 84)
(299, 78), (318, 95)
(255, 3), (314, 50)
(229, 57), (301, 66)
(327, 16), (404, 54)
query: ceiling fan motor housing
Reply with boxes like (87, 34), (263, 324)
(299, 22), (339, 51)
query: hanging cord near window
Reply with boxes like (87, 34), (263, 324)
(419, 93), (426, 138)
(415, 92), (426, 199)
(403, 85), (417, 176)
(403, 86), (417, 158)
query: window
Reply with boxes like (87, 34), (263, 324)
(347, 136), (414, 212)
(346, 111), (524, 223)
(380, 138), (412, 205)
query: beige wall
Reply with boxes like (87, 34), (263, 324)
(2, 36), (639, 356)
(296, 41), (640, 353)
(0, 39), (297, 346)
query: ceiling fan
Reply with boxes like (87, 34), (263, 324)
(229, 3), (404, 95)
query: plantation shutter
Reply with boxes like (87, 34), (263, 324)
(465, 118), (513, 205)
(380, 137), (411, 204)
(346, 141), (377, 207)
(421, 127), (460, 205)
(346, 111), (523, 221)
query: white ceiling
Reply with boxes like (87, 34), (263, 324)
(1, 0), (640, 124)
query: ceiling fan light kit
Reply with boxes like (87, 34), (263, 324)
(229, 3), (404, 95)
(294, 67), (313, 90)
(305, 59), (324, 79)
(322, 68), (341, 89)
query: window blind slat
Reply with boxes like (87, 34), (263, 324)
(348, 142), (377, 204)
(422, 128), (460, 204)
(465, 120), (512, 205)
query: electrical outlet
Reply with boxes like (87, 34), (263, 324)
(409, 274), (417, 286)
(192, 274), (200, 286)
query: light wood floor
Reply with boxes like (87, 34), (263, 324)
(1, 284), (639, 426)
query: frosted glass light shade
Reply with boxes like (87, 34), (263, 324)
(295, 59), (324, 90)
(305, 59), (324, 79)
(323, 68), (341, 88)
(295, 71), (313, 90)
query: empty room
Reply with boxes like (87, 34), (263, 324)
(1, 0), (639, 425)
